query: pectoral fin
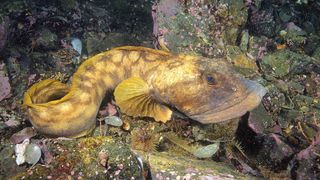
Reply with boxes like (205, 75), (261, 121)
(114, 77), (172, 123)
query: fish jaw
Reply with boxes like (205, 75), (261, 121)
(189, 79), (267, 124)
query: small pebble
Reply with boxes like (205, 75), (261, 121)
(193, 143), (220, 158)
(104, 116), (123, 127)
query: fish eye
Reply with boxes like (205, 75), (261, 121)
(206, 76), (216, 85)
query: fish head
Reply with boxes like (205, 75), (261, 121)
(152, 55), (267, 123)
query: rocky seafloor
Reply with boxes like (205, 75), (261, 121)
(0, 0), (319, 179)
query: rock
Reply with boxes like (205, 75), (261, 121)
(256, 133), (294, 168)
(152, 0), (179, 49)
(153, 0), (248, 56)
(311, 44), (320, 59)
(86, 3), (109, 18)
(71, 37), (82, 64)
(71, 37), (82, 56)
(293, 95), (314, 108)
(191, 118), (240, 142)
(248, 4), (276, 37)
(0, 145), (26, 179)
(248, 35), (269, 59)
(289, 133), (320, 179)
(296, 0), (308, 5)
(58, 0), (77, 11)
(35, 28), (58, 50)
(305, 35), (320, 55)
(0, 16), (9, 52)
(284, 22), (307, 52)
(12, 137), (142, 179)
(226, 45), (258, 77)
(286, 22), (304, 32)
(265, 84), (287, 110)
(261, 49), (314, 78)
(104, 116), (123, 127)
(84, 32), (135, 55)
(305, 72), (320, 97)
(239, 30), (250, 52)
(279, 110), (303, 128)
(303, 21), (315, 34)
(275, 80), (289, 93)
(0, 107), (22, 133)
(24, 143), (42, 166)
(278, 6), (292, 23)
(10, 127), (37, 144)
(15, 140), (44, 166)
(3, 48), (31, 99)
(1, 119), (21, 128)
(288, 81), (305, 94)
(135, 150), (248, 179)
(99, 103), (118, 117)
(98, 150), (109, 167)
(220, 0), (248, 45)
(247, 104), (274, 134)
(14, 139), (30, 165)
(0, 63), (11, 101)
(193, 143), (220, 158)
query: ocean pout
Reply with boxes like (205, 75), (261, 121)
(23, 46), (266, 137)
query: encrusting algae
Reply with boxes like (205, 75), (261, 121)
(23, 46), (266, 137)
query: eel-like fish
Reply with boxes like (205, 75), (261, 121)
(23, 46), (266, 137)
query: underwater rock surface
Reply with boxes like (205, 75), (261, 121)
(8, 137), (142, 179)
(153, 0), (248, 56)
(137, 150), (247, 179)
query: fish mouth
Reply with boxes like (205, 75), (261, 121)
(189, 79), (267, 124)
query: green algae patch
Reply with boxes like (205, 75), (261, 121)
(261, 49), (315, 78)
(11, 136), (141, 179)
(226, 45), (259, 77)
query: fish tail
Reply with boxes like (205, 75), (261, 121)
(23, 79), (70, 108)
(23, 46), (163, 137)
(24, 79), (56, 107)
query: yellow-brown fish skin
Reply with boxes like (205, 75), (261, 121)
(148, 55), (266, 124)
(23, 46), (266, 137)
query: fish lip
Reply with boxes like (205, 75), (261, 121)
(189, 79), (267, 124)
(243, 79), (267, 100)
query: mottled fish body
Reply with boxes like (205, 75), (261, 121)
(23, 46), (266, 137)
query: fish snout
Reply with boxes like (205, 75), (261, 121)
(189, 79), (267, 124)
(243, 79), (267, 101)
